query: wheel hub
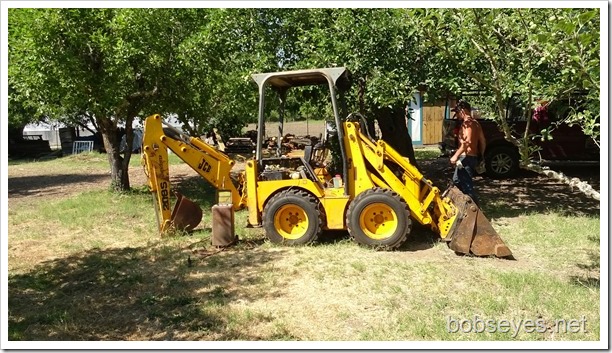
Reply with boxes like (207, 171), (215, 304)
(491, 154), (512, 173)
(274, 205), (309, 240)
(374, 214), (384, 224)
(359, 203), (398, 240)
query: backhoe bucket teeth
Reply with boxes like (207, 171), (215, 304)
(170, 192), (203, 232)
(444, 187), (514, 259)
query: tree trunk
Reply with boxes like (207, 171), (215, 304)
(97, 117), (130, 192)
(121, 116), (135, 189)
(8, 124), (26, 143)
(373, 106), (418, 167)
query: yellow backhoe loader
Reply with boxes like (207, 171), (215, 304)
(141, 67), (513, 258)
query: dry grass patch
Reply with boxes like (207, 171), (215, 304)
(7, 152), (600, 342)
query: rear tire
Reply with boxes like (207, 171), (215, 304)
(346, 188), (412, 250)
(485, 145), (519, 179)
(263, 189), (322, 245)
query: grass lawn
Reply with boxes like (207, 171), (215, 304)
(7, 148), (601, 343)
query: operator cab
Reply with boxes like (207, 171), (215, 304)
(251, 67), (351, 189)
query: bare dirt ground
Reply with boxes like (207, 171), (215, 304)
(7, 161), (196, 204)
(418, 157), (600, 216)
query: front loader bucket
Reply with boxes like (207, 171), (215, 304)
(443, 187), (514, 259)
(170, 192), (203, 232)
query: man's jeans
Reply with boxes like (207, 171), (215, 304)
(452, 155), (480, 206)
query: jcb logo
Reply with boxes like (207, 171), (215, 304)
(198, 158), (212, 173)
(160, 181), (170, 211)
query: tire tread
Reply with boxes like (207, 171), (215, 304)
(262, 189), (323, 245)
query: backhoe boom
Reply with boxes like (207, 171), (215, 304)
(141, 114), (245, 233)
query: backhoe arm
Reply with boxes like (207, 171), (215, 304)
(141, 114), (245, 233)
(141, 127), (175, 233)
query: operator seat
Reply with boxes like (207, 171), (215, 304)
(303, 145), (314, 165)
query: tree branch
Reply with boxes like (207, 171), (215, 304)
(114, 86), (159, 119)
(421, 27), (494, 91)
(472, 9), (500, 78)
(492, 28), (521, 52)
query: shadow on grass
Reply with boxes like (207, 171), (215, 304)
(570, 234), (600, 290)
(490, 166), (600, 218)
(420, 158), (600, 219)
(9, 158), (42, 166)
(8, 244), (287, 341)
(397, 223), (438, 252)
(318, 224), (437, 253)
(479, 169), (601, 219)
(8, 173), (110, 198)
(171, 175), (220, 211)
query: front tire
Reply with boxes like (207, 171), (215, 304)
(263, 189), (322, 245)
(485, 145), (519, 179)
(346, 188), (412, 250)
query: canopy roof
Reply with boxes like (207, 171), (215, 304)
(251, 67), (350, 90)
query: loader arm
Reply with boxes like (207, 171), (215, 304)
(343, 121), (458, 237)
(141, 114), (246, 233)
(344, 121), (512, 258)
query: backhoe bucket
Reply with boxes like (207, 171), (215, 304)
(170, 192), (203, 232)
(443, 187), (513, 259)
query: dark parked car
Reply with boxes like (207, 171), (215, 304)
(440, 95), (599, 178)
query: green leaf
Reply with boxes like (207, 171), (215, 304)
(578, 10), (597, 24)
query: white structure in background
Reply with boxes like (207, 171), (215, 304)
(406, 92), (423, 146)
(23, 122), (64, 149)
(24, 121), (102, 149)
(72, 141), (94, 154)
(22, 115), (185, 151)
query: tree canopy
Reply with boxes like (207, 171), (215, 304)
(9, 8), (204, 189)
(406, 8), (600, 158)
(8, 7), (600, 191)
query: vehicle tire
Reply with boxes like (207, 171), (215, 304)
(263, 189), (322, 245)
(485, 145), (519, 179)
(346, 188), (412, 250)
